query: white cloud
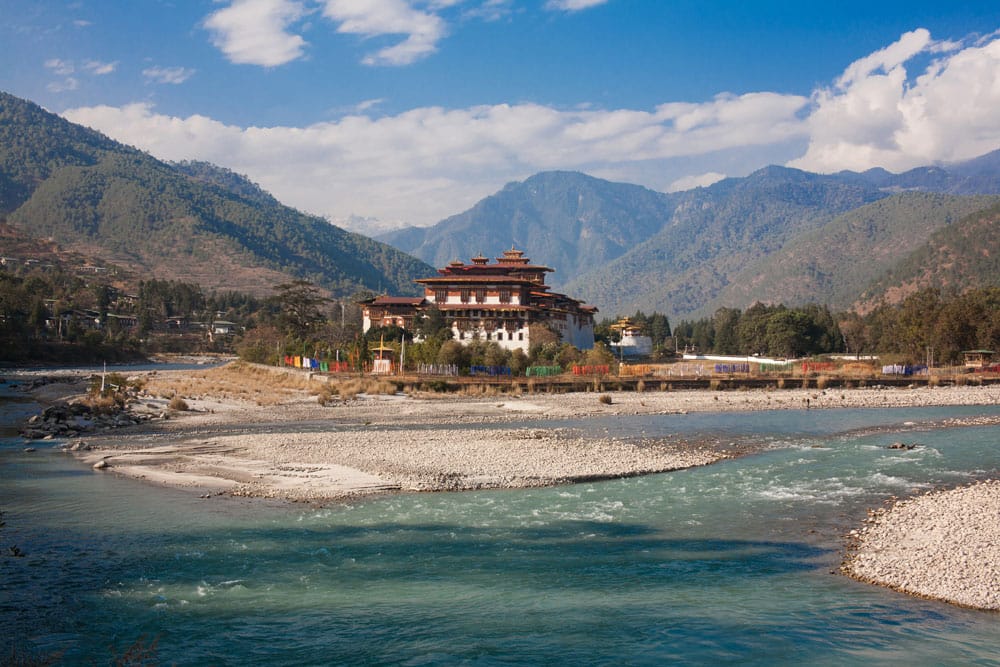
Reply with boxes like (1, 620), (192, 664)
(791, 30), (1000, 173)
(545, 0), (608, 11)
(667, 172), (727, 193)
(44, 58), (113, 92)
(47, 77), (79, 93)
(463, 0), (513, 22)
(143, 66), (196, 85)
(61, 92), (807, 226)
(321, 0), (448, 66)
(355, 98), (385, 112)
(44, 58), (75, 75)
(59, 28), (1000, 231)
(204, 0), (308, 67)
(834, 28), (932, 89)
(83, 60), (117, 75)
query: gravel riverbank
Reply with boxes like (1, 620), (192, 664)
(7, 368), (1000, 503)
(843, 480), (1000, 610)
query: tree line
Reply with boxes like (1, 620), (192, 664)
(3, 265), (997, 370)
(672, 289), (999, 365)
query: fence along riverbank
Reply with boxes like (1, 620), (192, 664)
(297, 359), (1000, 394)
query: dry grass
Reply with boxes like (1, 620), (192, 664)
(146, 361), (341, 406)
(168, 396), (189, 411)
(840, 362), (876, 377)
(333, 377), (398, 400)
(79, 393), (120, 415)
(598, 394), (613, 405)
(815, 375), (830, 390)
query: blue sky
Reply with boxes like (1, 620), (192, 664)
(3, 1), (1000, 231)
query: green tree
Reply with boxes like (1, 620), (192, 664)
(437, 339), (470, 369)
(712, 308), (740, 355)
(736, 302), (773, 355)
(274, 280), (331, 341)
(763, 309), (812, 357)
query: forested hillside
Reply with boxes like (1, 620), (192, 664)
(383, 154), (1000, 319)
(563, 166), (887, 317)
(706, 193), (1000, 313)
(857, 201), (1000, 310)
(0, 91), (431, 298)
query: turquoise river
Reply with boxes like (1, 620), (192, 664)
(2, 382), (1000, 665)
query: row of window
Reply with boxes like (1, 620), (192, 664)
(457, 330), (525, 341)
(449, 310), (527, 319)
(435, 288), (515, 304)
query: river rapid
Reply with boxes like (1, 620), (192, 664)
(2, 385), (1000, 665)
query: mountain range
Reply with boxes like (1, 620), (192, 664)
(3, 88), (1000, 322)
(380, 156), (1000, 319)
(0, 91), (430, 298)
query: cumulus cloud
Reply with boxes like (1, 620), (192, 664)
(202, 0), (602, 67)
(321, 0), (448, 66)
(61, 91), (807, 226)
(790, 29), (1000, 173)
(59, 29), (1000, 230)
(143, 66), (196, 85)
(204, 0), (308, 67)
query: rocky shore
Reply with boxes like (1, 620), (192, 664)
(843, 480), (1000, 610)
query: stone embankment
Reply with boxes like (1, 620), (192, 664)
(843, 480), (1000, 610)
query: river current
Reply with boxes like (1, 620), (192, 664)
(2, 385), (1000, 665)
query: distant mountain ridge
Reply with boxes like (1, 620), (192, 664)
(0, 91), (431, 298)
(381, 152), (1000, 318)
(6, 88), (999, 320)
(381, 171), (677, 283)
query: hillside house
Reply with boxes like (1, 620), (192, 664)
(359, 248), (597, 352)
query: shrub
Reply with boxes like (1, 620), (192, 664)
(168, 396), (189, 411)
(316, 384), (335, 406)
(598, 394), (613, 405)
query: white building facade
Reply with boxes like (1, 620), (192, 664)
(360, 248), (596, 353)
